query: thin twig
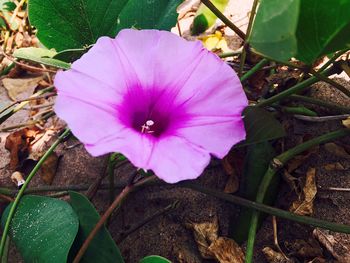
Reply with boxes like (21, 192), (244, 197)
(294, 114), (350, 122)
(73, 175), (157, 263)
(200, 0), (246, 39)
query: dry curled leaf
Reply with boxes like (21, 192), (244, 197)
(324, 143), (350, 159)
(262, 247), (291, 263)
(290, 168), (317, 216)
(313, 229), (350, 263)
(323, 162), (345, 171)
(285, 238), (323, 259)
(5, 127), (39, 170)
(39, 152), (59, 185)
(342, 117), (350, 128)
(185, 217), (219, 259)
(208, 237), (244, 263)
(2, 76), (43, 101)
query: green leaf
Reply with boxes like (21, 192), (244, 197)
(28, 0), (181, 51)
(1, 195), (79, 263)
(53, 47), (91, 63)
(191, 0), (229, 35)
(230, 142), (278, 243)
(13, 47), (71, 69)
(237, 106), (286, 146)
(249, 0), (299, 62)
(68, 191), (124, 263)
(250, 0), (350, 64)
(139, 255), (172, 263)
(295, 0), (350, 64)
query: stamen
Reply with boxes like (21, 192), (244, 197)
(141, 119), (155, 134)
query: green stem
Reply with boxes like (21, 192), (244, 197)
(310, 69), (350, 97)
(239, 0), (259, 77)
(0, 129), (71, 259)
(218, 51), (242, 58)
(319, 49), (349, 72)
(257, 65), (340, 107)
(245, 128), (350, 263)
(180, 182), (350, 233)
(200, 0), (246, 40)
(240, 58), (269, 82)
(288, 94), (350, 114)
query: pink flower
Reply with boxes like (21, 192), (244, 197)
(54, 29), (248, 183)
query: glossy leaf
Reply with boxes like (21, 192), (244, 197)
(139, 255), (172, 263)
(13, 47), (71, 69)
(250, 0), (299, 62)
(250, 0), (350, 64)
(1, 195), (79, 263)
(28, 0), (181, 51)
(68, 191), (124, 263)
(237, 106), (286, 146)
(296, 0), (350, 64)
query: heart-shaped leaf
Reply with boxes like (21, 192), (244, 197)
(28, 0), (181, 51)
(1, 195), (79, 263)
(250, 0), (350, 64)
(68, 191), (124, 263)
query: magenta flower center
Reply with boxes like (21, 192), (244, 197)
(117, 86), (188, 137)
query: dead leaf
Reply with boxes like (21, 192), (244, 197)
(313, 229), (350, 263)
(39, 152), (59, 185)
(323, 162), (345, 171)
(324, 143), (350, 159)
(262, 247), (291, 263)
(29, 128), (56, 160)
(2, 76), (43, 101)
(208, 237), (244, 263)
(185, 217), (219, 259)
(283, 170), (301, 195)
(342, 117), (350, 128)
(5, 127), (39, 170)
(285, 238), (323, 259)
(222, 157), (239, 194)
(290, 168), (317, 216)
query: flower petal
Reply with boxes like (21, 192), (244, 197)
(176, 116), (246, 158)
(176, 52), (248, 117)
(85, 130), (154, 168)
(114, 29), (204, 89)
(70, 37), (128, 90)
(54, 95), (122, 145)
(54, 69), (122, 113)
(147, 136), (210, 183)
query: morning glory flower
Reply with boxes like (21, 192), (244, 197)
(54, 29), (248, 183)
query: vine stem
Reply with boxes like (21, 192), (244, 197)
(200, 0), (246, 39)
(73, 175), (157, 263)
(257, 65), (341, 107)
(0, 128), (71, 259)
(240, 58), (269, 82)
(238, 0), (259, 77)
(180, 182), (350, 233)
(245, 128), (350, 263)
(288, 94), (350, 114)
